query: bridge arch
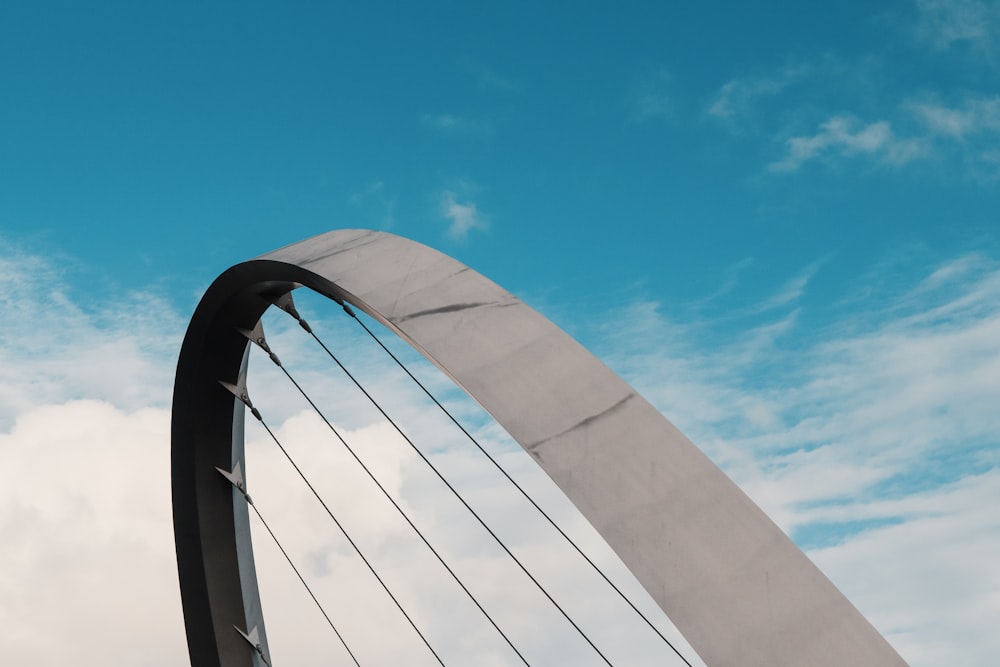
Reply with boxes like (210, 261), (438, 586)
(172, 228), (904, 666)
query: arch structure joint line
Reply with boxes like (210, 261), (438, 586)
(171, 228), (907, 667)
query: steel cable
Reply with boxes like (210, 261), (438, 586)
(237, 489), (362, 667)
(335, 304), (694, 667)
(239, 396), (447, 667)
(243, 334), (531, 666)
(265, 301), (615, 667)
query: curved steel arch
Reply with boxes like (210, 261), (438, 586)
(172, 229), (905, 666)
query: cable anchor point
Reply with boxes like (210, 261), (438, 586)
(216, 462), (252, 505)
(234, 625), (270, 666)
(268, 291), (313, 333)
(218, 379), (263, 422)
(237, 320), (282, 367)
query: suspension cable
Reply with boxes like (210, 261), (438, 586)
(238, 331), (531, 666)
(331, 302), (694, 666)
(261, 301), (614, 667)
(229, 387), (447, 667)
(249, 503), (363, 666)
(220, 467), (363, 667)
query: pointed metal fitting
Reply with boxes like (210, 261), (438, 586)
(269, 291), (313, 333)
(238, 320), (282, 367)
(218, 380), (263, 422)
(216, 463), (252, 504)
(269, 291), (301, 320)
(234, 625), (270, 665)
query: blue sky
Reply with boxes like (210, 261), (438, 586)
(1, 1), (998, 664)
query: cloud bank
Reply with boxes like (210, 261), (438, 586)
(0, 243), (996, 665)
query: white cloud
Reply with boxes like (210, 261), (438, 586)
(440, 190), (488, 240)
(0, 247), (187, 663)
(704, 11), (998, 178)
(0, 252), (694, 665)
(914, 102), (981, 137)
(754, 95), (1000, 179)
(769, 115), (926, 172)
(592, 254), (1000, 665)
(0, 400), (187, 665)
(707, 64), (809, 121)
(906, 96), (1000, 179)
(1, 242), (997, 665)
(809, 470), (1000, 663)
(914, 0), (1000, 51)
(0, 244), (181, 428)
(753, 259), (826, 312)
(911, 96), (1000, 138)
(421, 113), (464, 130)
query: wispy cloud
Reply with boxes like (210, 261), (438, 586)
(591, 253), (1000, 665)
(810, 469), (998, 662)
(629, 69), (675, 122)
(911, 96), (1000, 138)
(754, 259), (827, 312)
(421, 113), (468, 130)
(707, 64), (809, 122)
(420, 113), (492, 136)
(907, 96), (1000, 178)
(769, 115), (926, 172)
(914, 0), (1000, 51)
(440, 190), (488, 240)
(0, 244), (181, 428)
(702, 5), (1000, 180)
(461, 60), (518, 94)
(766, 98), (1000, 175)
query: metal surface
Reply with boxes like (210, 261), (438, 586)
(172, 228), (907, 666)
